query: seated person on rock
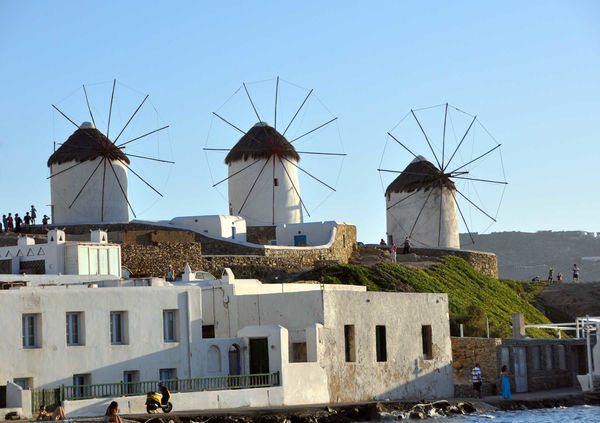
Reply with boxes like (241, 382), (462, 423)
(36, 405), (67, 421)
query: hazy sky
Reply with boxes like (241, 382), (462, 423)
(1, 1), (598, 242)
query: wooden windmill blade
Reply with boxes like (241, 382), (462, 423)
(204, 76), (346, 227)
(48, 80), (174, 224)
(379, 103), (508, 248)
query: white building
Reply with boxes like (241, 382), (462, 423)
(0, 229), (121, 278)
(226, 122), (303, 227)
(275, 221), (341, 246)
(48, 122), (129, 224)
(0, 266), (452, 416)
(386, 156), (459, 248)
(168, 215), (247, 242)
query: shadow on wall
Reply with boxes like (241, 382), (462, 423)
(373, 362), (455, 401)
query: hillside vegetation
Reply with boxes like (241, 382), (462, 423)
(302, 256), (554, 338)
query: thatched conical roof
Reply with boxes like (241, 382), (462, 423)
(385, 156), (455, 196)
(48, 124), (130, 167)
(225, 122), (300, 164)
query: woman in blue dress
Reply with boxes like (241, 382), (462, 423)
(500, 365), (511, 399)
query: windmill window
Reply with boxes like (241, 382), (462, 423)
(274, 178), (278, 186)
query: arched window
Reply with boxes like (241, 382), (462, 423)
(207, 345), (221, 372)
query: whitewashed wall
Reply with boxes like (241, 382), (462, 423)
(169, 215), (247, 242)
(0, 286), (201, 389)
(228, 157), (302, 226)
(275, 221), (337, 246)
(320, 290), (454, 401)
(50, 158), (129, 224)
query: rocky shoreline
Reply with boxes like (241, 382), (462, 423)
(119, 391), (596, 422)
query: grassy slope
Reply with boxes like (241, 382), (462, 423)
(310, 256), (553, 338)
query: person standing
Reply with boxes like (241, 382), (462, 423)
(572, 264), (580, 282)
(403, 237), (412, 254)
(2, 215), (6, 232)
(390, 243), (397, 263)
(547, 267), (554, 283)
(557, 272), (563, 283)
(500, 365), (511, 399)
(14, 213), (22, 233)
(30, 205), (37, 225)
(472, 363), (483, 398)
(7, 213), (13, 231)
(24, 212), (31, 231)
(165, 264), (175, 281)
(42, 215), (50, 229)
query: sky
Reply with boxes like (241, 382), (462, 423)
(1, 1), (598, 243)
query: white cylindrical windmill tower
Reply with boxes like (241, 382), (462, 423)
(48, 122), (130, 224)
(226, 122), (303, 226)
(386, 156), (459, 248)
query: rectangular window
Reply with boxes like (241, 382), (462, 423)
(110, 311), (127, 345)
(163, 310), (178, 342)
(72, 373), (90, 398)
(66, 312), (83, 346)
(123, 371), (139, 394)
(376, 325), (387, 362)
(99, 248), (109, 274)
(557, 345), (566, 370)
(545, 345), (553, 370)
(422, 325), (433, 360)
(159, 368), (177, 390)
(89, 249), (99, 275)
(202, 325), (215, 338)
(22, 314), (39, 348)
(344, 325), (356, 362)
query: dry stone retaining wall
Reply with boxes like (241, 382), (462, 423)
(414, 247), (498, 278)
(451, 337), (501, 397)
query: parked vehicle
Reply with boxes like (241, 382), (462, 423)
(145, 384), (173, 413)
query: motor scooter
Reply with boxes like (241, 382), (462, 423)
(145, 383), (173, 413)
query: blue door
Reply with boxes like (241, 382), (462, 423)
(294, 235), (307, 246)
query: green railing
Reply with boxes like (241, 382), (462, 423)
(62, 372), (280, 401)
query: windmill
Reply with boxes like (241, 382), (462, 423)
(48, 80), (174, 224)
(378, 103), (507, 248)
(204, 77), (345, 227)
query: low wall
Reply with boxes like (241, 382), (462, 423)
(63, 387), (285, 417)
(16, 222), (357, 279)
(413, 247), (498, 278)
(451, 337), (501, 397)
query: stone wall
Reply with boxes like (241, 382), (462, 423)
(122, 243), (329, 280)
(246, 226), (276, 245)
(498, 338), (588, 392)
(414, 247), (498, 278)
(24, 222), (357, 278)
(451, 337), (501, 397)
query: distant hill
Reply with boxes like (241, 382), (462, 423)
(298, 256), (555, 338)
(459, 231), (600, 282)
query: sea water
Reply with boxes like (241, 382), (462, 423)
(424, 405), (600, 422)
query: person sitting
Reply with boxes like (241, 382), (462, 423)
(36, 404), (67, 421)
(104, 401), (122, 423)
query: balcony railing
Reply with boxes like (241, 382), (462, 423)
(61, 372), (280, 401)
